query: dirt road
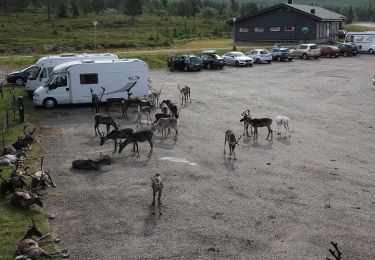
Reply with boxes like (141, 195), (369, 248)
(31, 55), (375, 259)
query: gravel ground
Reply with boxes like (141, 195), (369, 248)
(29, 55), (375, 259)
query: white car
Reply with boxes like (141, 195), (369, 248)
(373, 74), (375, 85)
(222, 52), (254, 67)
(245, 49), (272, 64)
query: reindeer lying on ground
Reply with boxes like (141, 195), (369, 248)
(224, 130), (241, 160)
(0, 166), (28, 194)
(178, 85), (191, 105)
(12, 125), (37, 151)
(11, 190), (43, 208)
(151, 174), (164, 206)
(15, 219), (69, 260)
(72, 153), (112, 171)
(100, 128), (134, 152)
(275, 115), (290, 138)
(0, 150), (26, 166)
(240, 111), (273, 141)
(25, 156), (56, 194)
(94, 113), (118, 136)
(90, 87), (105, 113)
(151, 117), (178, 141)
(136, 106), (153, 127)
(119, 129), (154, 157)
(2, 144), (17, 156)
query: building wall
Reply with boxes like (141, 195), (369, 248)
(235, 6), (319, 41)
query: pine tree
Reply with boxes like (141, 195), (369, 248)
(347, 5), (354, 24)
(71, 0), (79, 17)
(58, 1), (68, 18)
(124, 0), (143, 20)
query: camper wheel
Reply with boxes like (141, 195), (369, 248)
(43, 98), (57, 109)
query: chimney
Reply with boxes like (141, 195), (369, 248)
(310, 8), (315, 14)
(288, 0), (293, 4)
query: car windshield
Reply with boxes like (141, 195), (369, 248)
(190, 56), (201, 62)
(27, 66), (41, 80)
(310, 45), (318, 49)
(331, 46), (339, 51)
(212, 54), (221, 59)
(260, 50), (269, 54)
(233, 52), (245, 57)
(299, 45), (308, 49)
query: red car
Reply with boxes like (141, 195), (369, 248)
(320, 46), (340, 58)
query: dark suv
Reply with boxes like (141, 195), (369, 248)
(168, 55), (203, 72)
(200, 50), (225, 69)
(337, 43), (358, 56)
(271, 48), (293, 62)
(6, 65), (39, 86)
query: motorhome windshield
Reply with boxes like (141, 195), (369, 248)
(44, 74), (56, 87)
(27, 66), (41, 80)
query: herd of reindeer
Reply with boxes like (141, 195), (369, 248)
(0, 84), (343, 260)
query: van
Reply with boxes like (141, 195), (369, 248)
(26, 53), (118, 94)
(345, 32), (375, 54)
(32, 59), (149, 109)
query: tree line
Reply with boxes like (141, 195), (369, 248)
(0, 0), (374, 22)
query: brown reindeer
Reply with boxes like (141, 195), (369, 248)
(178, 85), (191, 105)
(240, 110), (273, 140)
(94, 113), (119, 136)
(15, 219), (69, 259)
(241, 110), (253, 137)
(151, 174), (164, 206)
(224, 130), (241, 160)
(90, 87), (105, 113)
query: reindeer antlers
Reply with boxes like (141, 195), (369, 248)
(241, 109), (251, 117)
(327, 241), (342, 260)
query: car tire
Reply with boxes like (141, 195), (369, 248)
(235, 61), (240, 67)
(369, 49), (374, 55)
(249, 63), (253, 67)
(288, 58), (293, 61)
(326, 54), (330, 58)
(256, 58), (261, 64)
(343, 51), (348, 57)
(184, 65), (189, 72)
(43, 98), (57, 109)
(207, 63), (212, 70)
(277, 56), (282, 62)
(267, 60), (271, 64)
(335, 55), (339, 58)
(15, 78), (24, 86)
(302, 53), (308, 60)
(314, 56), (318, 59)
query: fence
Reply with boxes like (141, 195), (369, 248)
(0, 85), (22, 150)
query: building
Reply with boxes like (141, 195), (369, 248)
(232, 0), (346, 42)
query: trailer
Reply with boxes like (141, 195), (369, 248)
(26, 53), (118, 94)
(345, 31), (375, 54)
(33, 59), (149, 109)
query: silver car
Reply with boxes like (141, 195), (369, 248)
(245, 49), (272, 64)
(222, 52), (254, 67)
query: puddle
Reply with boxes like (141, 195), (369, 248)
(160, 157), (197, 166)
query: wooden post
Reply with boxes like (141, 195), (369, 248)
(18, 96), (24, 123)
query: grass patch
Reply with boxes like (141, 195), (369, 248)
(0, 86), (53, 260)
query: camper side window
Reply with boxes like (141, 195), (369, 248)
(80, 74), (98, 84)
(41, 68), (47, 78)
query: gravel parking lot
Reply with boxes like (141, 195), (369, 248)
(32, 55), (375, 259)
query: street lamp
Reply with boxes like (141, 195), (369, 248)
(232, 17), (236, 49)
(93, 21), (98, 49)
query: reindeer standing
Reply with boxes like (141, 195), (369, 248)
(15, 219), (69, 259)
(241, 110), (253, 137)
(224, 130), (241, 160)
(240, 110), (273, 141)
(90, 87), (105, 113)
(94, 113), (119, 136)
(178, 85), (191, 105)
(151, 174), (164, 206)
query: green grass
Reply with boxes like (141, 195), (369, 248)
(0, 86), (54, 260)
(343, 23), (375, 32)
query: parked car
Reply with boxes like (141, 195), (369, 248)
(245, 49), (272, 64)
(6, 65), (39, 86)
(168, 55), (203, 71)
(270, 48), (293, 62)
(338, 30), (347, 39)
(320, 45), (340, 58)
(200, 50), (225, 69)
(222, 52), (254, 67)
(337, 43), (358, 57)
(292, 44), (321, 60)
(373, 74), (375, 85)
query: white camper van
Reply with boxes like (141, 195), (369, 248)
(26, 53), (118, 94)
(33, 59), (149, 109)
(345, 31), (375, 54)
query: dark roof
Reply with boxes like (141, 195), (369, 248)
(232, 3), (345, 24)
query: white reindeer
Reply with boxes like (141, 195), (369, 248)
(275, 115), (290, 138)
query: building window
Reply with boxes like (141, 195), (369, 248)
(239, 28), (249, 33)
(285, 26), (295, 31)
(270, 26), (280, 32)
(255, 27), (264, 32)
(80, 74), (98, 84)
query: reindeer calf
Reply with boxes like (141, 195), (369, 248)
(275, 115), (290, 138)
(151, 174), (164, 206)
(178, 85), (191, 105)
(224, 130), (241, 160)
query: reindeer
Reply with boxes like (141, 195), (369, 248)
(15, 219), (69, 259)
(119, 129), (154, 157)
(105, 98), (126, 115)
(121, 99), (153, 119)
(100, 128), (134, 152)
(11, 191), (43, 208)
(136, 106), (153, 128)
(149, 88), (162, 107)
(72, 153), (112, 171)
(2, 144), (17, 156)
(0, 150), (26, 166)
(240, 111), (273, 141)
(0, 166), (28, 194)
(224, 130), (241, 160)
(241, 110), (253, 137)
(327, 241), (342, 260)
(94, 113), (119, 136)
(90, 87), (105, 113)
(12, 125), (36, 151)
(151, 174), (164, 206)
(151, 117), (178, 141)
(178, 85), (191, 105)
(275, 115), (290, 138)
(153, 113), (172, 124)
(160, 100), (179, 119)
(25, 156), (56, 194)
(160, 102), (170, 115)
